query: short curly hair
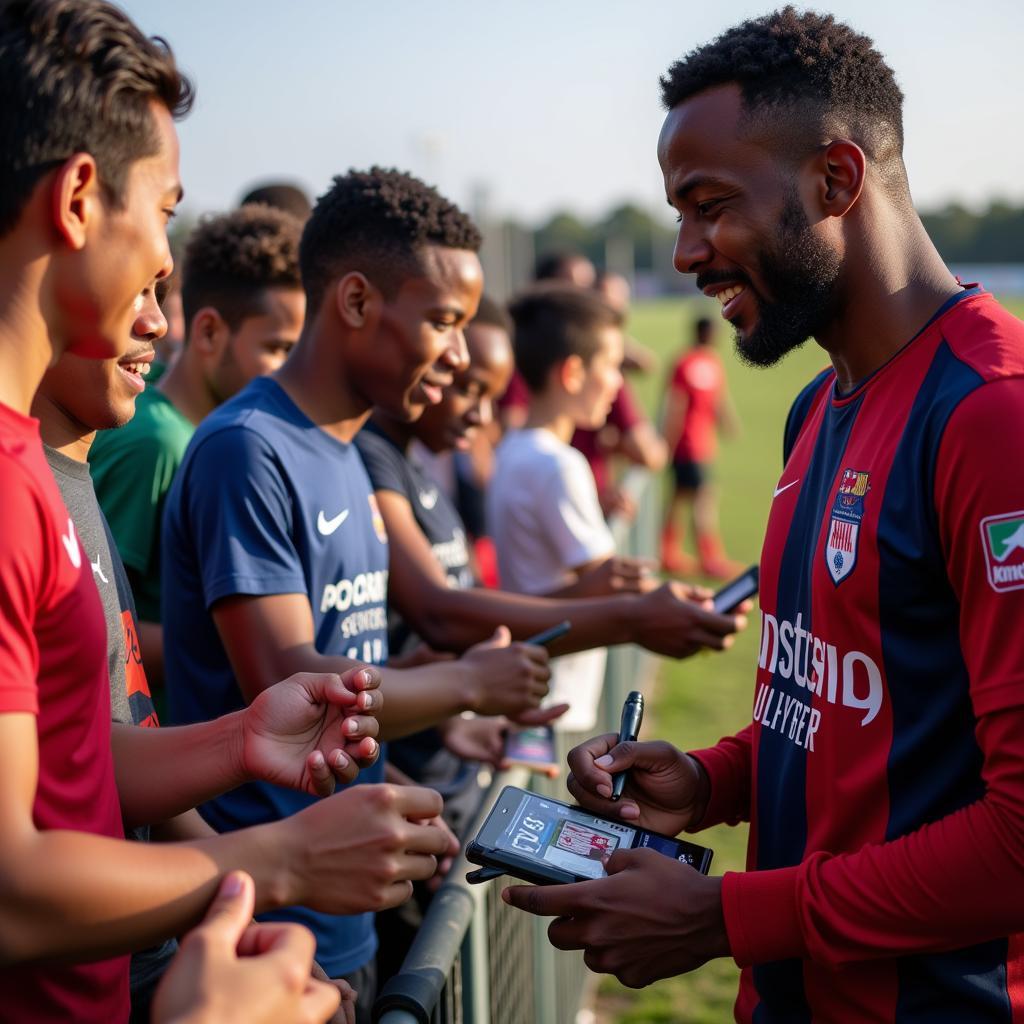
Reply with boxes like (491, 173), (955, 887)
(300, 167), (482, 314)
(661, 7), (905, 175)
(181, 204), (303, 331)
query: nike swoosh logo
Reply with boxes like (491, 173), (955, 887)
(317, 509), (350, 536)
(773, 479), (800, 499)
(62, 517), (82, 569)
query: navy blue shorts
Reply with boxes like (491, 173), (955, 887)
(672, 459), (708, 491)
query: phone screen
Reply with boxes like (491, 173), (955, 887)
(504, 725), (556, 766)
(494, 790), (701, 880)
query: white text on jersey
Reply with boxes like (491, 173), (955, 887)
(320, 570), (389, 613)
(758, 609), (883, 727)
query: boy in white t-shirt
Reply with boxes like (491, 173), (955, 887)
(488, 285), (632, 728)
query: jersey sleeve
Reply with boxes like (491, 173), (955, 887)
(720, 376), (1024, 970)
(0, 460), (45, 714)
(355, 433), (410, 499)
(537, 454), (615, 570)
(688, 725), (753, 830)
(180, 426), (307, 608)
(934, 377), (1024, 715)
(721, 705), (1024, 968)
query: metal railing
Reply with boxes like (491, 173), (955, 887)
(374, 468), (660, 1024)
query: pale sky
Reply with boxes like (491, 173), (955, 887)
(121, 0), (1024, 226)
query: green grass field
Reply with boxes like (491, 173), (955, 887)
(595, 292), (1024, 1024)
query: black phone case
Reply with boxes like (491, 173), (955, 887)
(465, 840), (582, 885)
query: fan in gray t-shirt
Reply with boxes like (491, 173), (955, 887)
(44, 446), (175, 1017)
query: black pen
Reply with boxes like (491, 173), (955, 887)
(525, 620), (571, 647)
(611, 690), (644, 801)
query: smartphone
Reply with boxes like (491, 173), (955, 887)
(504, 724), (559, 777)
(466, 786), (713, 885)
(712, 565), (759, 614)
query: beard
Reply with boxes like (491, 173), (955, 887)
(732, 187), (843, 368)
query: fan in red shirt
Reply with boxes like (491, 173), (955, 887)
(0, 5), (365, 1022)
(661, 316), (742, 578)
(0, 4), (189, 1017)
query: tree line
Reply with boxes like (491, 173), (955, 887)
(524, 199), (1024, 280)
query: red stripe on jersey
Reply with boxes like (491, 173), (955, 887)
(1008, 932), (1024, 1022)
(939, 293), (1024, 383)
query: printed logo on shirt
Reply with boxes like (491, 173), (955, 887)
(122, 609), (158, 727)
(90, 553), (110, 584)
(825, 468), (870, 585)
(61, 517), (81, 569)
(368, 493), (388, 544)
(319, 569), (389, 613)
(432, 528), (469, 571)
(418, 487), (439, 510)
(319, 569), (390, 650)
(756, 608), (883, 750)
(980, 511), (1024, 592)
(317, 508), (350, 536)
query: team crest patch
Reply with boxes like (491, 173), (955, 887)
(980, 511), (1024, 592)
(367, 494), (388, 545)
(825, 469), (870, 585)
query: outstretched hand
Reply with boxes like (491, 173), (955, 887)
(461, 626), (552, 718)
(243, 668), (382, 797)
(574, 556), (659, 596)
(634, 582), (748, 658)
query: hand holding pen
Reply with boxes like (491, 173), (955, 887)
(566, 727), (711, 836)
(611, 691), (644, 800)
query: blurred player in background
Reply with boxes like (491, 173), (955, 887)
(661, 315), (741, 577)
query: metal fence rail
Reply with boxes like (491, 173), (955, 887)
(374, 469), (659, 1024)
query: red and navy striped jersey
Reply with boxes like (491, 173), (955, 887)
(693, 288), (1024, 1022)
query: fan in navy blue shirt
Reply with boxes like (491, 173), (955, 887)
(162, 169), (552, 1019)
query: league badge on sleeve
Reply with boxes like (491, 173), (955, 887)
(825, 469), (870, 585)
(980, 511), (1024, 592)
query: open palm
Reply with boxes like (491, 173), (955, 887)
(242, 670), (381, 797)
